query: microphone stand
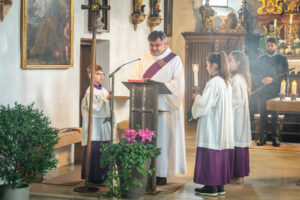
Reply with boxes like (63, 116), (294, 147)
(109, 58), (140, 142)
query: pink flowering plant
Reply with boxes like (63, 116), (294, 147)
(100, 127), (160, 199)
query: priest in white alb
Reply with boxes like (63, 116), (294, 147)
(131, 31), (186, 185)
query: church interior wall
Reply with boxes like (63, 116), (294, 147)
(0, 0), (163, 167)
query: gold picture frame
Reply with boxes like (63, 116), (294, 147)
(21, 0), (74, 69)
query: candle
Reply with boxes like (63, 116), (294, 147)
(274, 19), (277, 30)
(254, 114), (260, 119)
(292, 80), (297, 94)
(192, 64), (199, 87)
(280, 79), (286, 94)
(290, 14), (293, 24)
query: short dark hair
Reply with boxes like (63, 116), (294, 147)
(148, 31), (166, 42)
(87, 64), (103, 74)
(266, 37), (277, 44)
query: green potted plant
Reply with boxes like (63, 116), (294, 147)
(0, 103), (59, 200)
(100, 128), (160, 199)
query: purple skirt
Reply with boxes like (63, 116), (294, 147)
(229, 147), (250, 178)
(81, 141), (111, 184)
(194, 147), (231, 187)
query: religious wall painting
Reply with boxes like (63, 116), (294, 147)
(0, 0), (12, 22)
(88, 0), (110, 32)
(21, 0), (74, 69)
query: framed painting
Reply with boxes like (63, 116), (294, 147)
(21, 0), (74, 69)
(88, 0), (110, 32)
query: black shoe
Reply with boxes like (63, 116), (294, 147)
(217, 185), (225, 195)
(156, 177), (167, 186)
(257, 139), (266, 146)
(195, 186), (218, 197)
(272, 138), (280, 147)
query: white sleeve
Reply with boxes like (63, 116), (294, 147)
(130, 60), (143, 80)
(162, 57), (185, 110)
(192, 80), (219, 118)
(231, 76), (246, 111)
(81, 88), (109, 114)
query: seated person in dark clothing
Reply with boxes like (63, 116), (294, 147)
(252, 37), (289, 147)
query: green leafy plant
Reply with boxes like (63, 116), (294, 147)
(0, 103), (59, 189)
(100, 128), (161, 199)
(292, 39), (300, 49)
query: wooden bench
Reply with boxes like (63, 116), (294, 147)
(54, 128), (82, 149)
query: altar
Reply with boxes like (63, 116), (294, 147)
(266, 97), (300, 140)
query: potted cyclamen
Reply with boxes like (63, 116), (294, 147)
(0, 103), (58, 200)
(100, 128), (160, 199)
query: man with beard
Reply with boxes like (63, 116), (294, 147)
(253, 37), (289, 147)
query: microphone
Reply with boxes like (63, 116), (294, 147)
(109, 58), (140, 77)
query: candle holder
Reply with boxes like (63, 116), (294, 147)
(278, 114), (285, 142)
(254, 114), (260, 144)
(291, 93), (297, 101)
(280, 93), (286, 101)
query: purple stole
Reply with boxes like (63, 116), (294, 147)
(143, 52), (177, 79)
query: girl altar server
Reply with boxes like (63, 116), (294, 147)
(192, 52), (234, 197)
(227, 51), (252, 183)
(81, 65), (111, 185)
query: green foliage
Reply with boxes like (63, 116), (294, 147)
(0, 103), (59, 189)
(100, 134), (160, 199)
(292, 40), (300, 49)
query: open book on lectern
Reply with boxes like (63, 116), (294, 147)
(124, 79), (172, 95)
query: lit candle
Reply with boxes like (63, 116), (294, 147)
(280, 79), (286, 94)
(193, 64), (199, 87)
(254, 114), (260, 119)
(292, 80), (297, 94)
(290, 14), (293, 24)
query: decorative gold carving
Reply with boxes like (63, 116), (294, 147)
(263, 22), (283, 38)
(134, 0), (144, 13)
(287, 0), (299, 12)
(150, 0), (161, 17)
(217, 12), (246, 33)
(199, 0), (216, 32)
(284, 24), (298, 41)
(257, 0), (282, 15)
(131, 0), (146, 31)
(147, 16), (162, 31)
(131, 13), (146, 30)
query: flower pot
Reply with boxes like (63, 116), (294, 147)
(121, 159), (151, 199)
(2, 184), (29, 200)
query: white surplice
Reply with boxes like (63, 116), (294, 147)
(131, 47), (186, 177)
(231, 74), (252, 147)
(192, 76), (234, 150)
(81, 86), (111, 146)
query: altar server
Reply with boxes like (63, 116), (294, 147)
(131, 31), (186, 185)
(81, 65), (111, 185)
(228, 51), (252, 184)
(192, 52), (234, 197)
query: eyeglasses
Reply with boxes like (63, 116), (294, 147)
(95, 72), (105, 76)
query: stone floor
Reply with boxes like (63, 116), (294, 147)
(30, 123), (300, 200)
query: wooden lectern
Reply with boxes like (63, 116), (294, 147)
(123, 79), (171, 193)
